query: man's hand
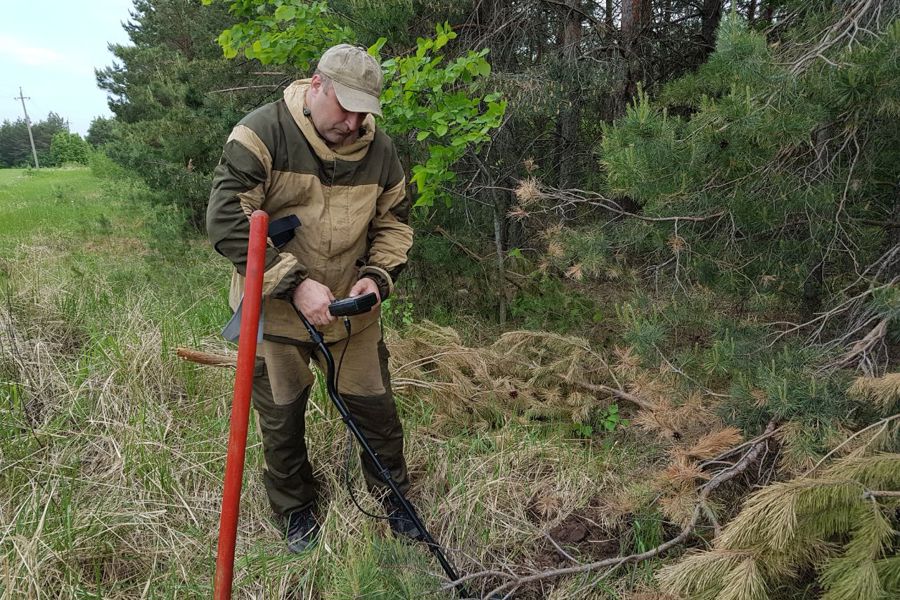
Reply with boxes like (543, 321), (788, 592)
(293, 278), (336, 327)
(348, 277), (382, 307)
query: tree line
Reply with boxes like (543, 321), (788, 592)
(93, 0), (897, 331)
(0, 112), (115, 168)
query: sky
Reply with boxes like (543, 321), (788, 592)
(1, 0), (135, 135)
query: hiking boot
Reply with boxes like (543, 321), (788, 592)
(383, 496), (427, 542)
(285, 507), (320, 553)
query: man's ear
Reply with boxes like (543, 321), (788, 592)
(309, 73), (323, 94)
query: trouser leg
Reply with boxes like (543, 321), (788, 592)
(252, 345), (318, 517)
(328, 323), (409, 494)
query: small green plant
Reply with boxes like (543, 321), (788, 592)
(572, 404), (629, 438)
(381, 297), (414, 330)
(599, 403), (629, 432)
(50, 184), (70, 204)
(572, 422), (594, 438)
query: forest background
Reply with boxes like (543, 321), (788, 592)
(1, 1), (898, 599)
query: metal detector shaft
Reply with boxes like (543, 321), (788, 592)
(294, 308), (473, 598)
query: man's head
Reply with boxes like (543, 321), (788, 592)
(305, 44), (383, 148)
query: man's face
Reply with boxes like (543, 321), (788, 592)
(306, 74), (366, 148)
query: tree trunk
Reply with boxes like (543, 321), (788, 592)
(493, 192), (507, 325)
(475, 153), (508, 326)
(621, 0), (651, 43)
(761, 1), (775, 28)
(699, 0), (723, 56)
(558, 0), (583, 189)
(621, 0), (651, 104)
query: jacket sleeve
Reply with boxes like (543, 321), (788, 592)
(207, 124), (306, 300)
(359, 142), (413, 301)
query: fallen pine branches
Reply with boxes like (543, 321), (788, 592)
(659, 450), (900, 600)
(445, 421), (778, 599)
(176, 323), (662, 418)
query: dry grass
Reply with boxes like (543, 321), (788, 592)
(0, 238), (666, 599)
(1, 169), (778, 599)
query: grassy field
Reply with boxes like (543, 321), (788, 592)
(0, 168), (110, 250)
(0, 168), (665, 599)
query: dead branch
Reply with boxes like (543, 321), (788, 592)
(825, 316), (890, 372)
(434, 226), (490, 263)
(802, 413), (900, 478)
(699, 425), (782, 468)
(432, 226), (528, 290)
(765, 278), (897, 345)
(208, 78), (292, 94)
(515, 182), (726, 224)
(787, 0), (882, 75)
(577, 382), (656, 411)
(544, 530), (581, 564)
(863, 490), (900, 500)
(175, 348), (236, 368)
(444, 421), (777, 598)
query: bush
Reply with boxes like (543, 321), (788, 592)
(49, 132), (91, 166)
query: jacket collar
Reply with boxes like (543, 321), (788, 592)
(283, 79), (376, 163)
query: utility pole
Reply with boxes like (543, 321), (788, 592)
(14, 87), (40, 169)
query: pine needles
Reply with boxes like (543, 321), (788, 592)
(849, 373), (900, 415)
(658, 453), (900, 599)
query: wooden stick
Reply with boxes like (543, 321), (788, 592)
(176, 348), (237, 368)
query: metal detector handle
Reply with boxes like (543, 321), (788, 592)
(328, 292), (377, 317)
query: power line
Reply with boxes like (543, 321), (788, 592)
(14, 86), (40, 169)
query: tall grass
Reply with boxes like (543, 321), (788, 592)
(0, 168), (655, 599)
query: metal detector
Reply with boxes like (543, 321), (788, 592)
(294, 298), (477, 599)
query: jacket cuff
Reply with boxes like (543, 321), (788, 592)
(267, 254), (308, 300)
(359, 265), (393, 301)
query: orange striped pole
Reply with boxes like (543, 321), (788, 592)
(214, 210), (269, 600)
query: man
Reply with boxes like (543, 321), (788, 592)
(206, 44), (419, 553)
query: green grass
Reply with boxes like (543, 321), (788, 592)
(0, 168), (113, 249)
(0, 167), (666, 600)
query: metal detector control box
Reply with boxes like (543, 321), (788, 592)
(328, 292), (377, 317)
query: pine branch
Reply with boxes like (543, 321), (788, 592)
(576, 381), (656, 411)
(802, 414), (900, 478)
(516, 182), (727, 224)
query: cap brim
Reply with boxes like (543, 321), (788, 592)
(332, 80), (382, 117)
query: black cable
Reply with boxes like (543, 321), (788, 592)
(337, 318), (390, 521)
(299, 305), (472, 596)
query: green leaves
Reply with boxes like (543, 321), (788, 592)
(377, 22), (505, 207)
(273, 4), (295, 21)
(209, 0), (354, 69)
(208, 4), (505, 210)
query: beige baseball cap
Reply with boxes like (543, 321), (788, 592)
(317, 44), (384, 117)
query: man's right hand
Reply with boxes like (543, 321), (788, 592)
(293, 278), (336, 327)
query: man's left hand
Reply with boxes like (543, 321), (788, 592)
(348, 277), (382, 307)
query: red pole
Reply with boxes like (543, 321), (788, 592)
(214, 210), (269, 600)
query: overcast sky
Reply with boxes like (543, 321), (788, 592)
(1, 0), (135, 135)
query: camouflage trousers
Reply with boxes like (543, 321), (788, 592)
(251, 321), (408, 516)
